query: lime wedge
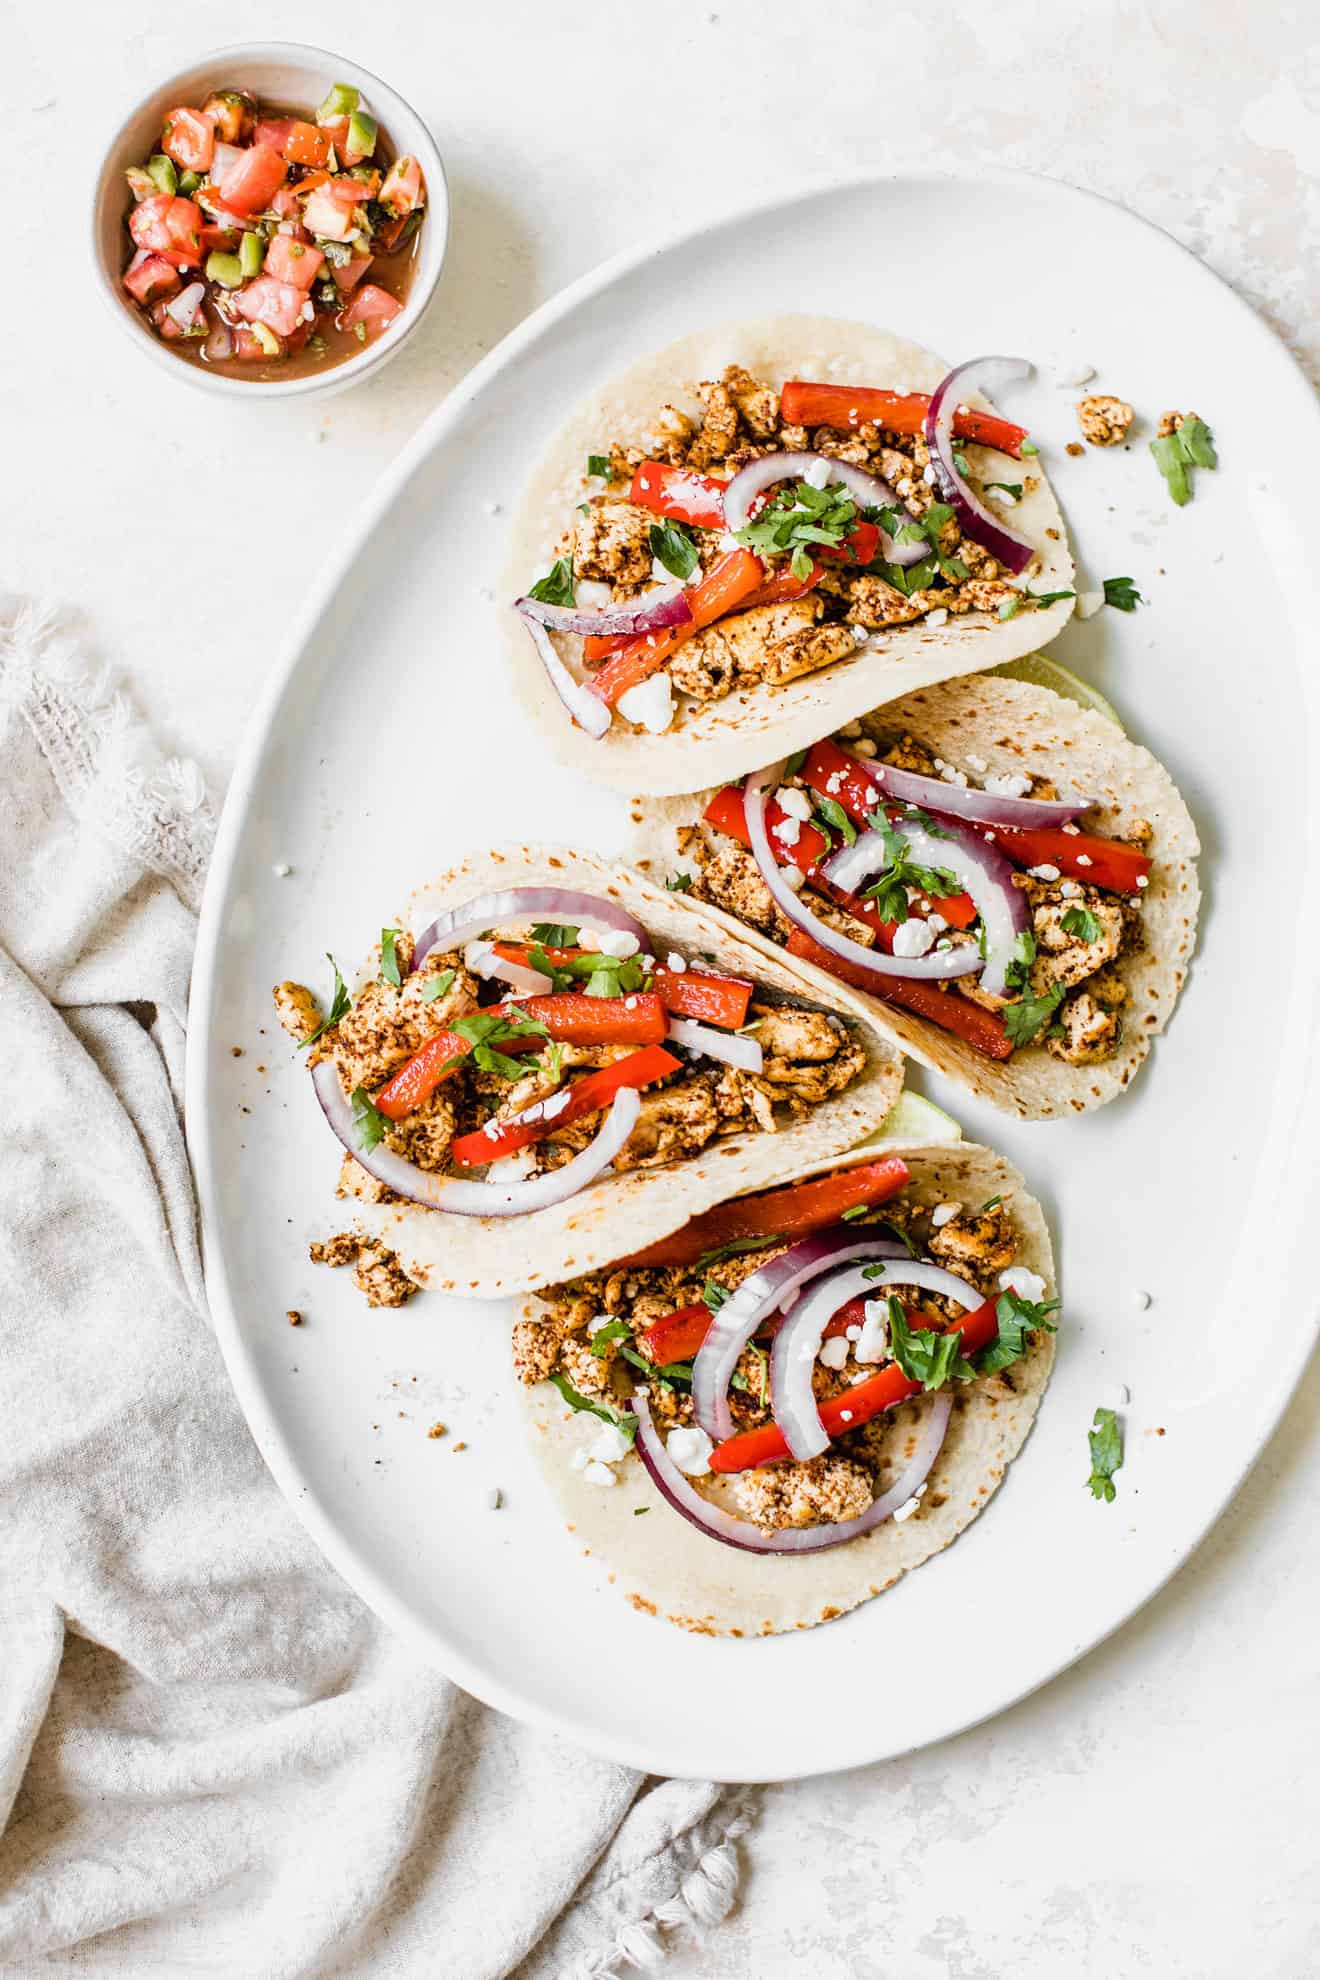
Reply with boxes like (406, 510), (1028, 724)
(872, 1090), (963, 1147)
(991, 652), (1123, 730)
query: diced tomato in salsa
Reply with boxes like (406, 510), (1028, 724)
(122, 249), (181, 305)
(264, 234), (324, 291)
(332, 251), (374, 292)
(379, 155), (425, 215)
(254, 117), (333, 168)
(214, 142), (288, 216)
(302, 182), (359, 239)
(234, 276), (308, 339)
(161, 106), (215, 173)
(340, 285), (403, 339)
(233, 326), (282, 361)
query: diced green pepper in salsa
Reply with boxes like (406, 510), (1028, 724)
(120, 79), (427, 374)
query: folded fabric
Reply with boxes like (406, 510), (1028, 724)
(0, 602), (751, 1978)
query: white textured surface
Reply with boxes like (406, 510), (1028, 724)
(12, 0), (1320, 1971)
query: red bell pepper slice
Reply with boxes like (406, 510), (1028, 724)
(651, 968), (752, 1030)
(375, 1027), (505, 1120)
(590, 550), (766, 708)
(779, 382), (1030, 459)
(784, 928), (1013, 1061)
(486, 991), (668, 1047)
(708, 1295), (1001, 1473)
(628, 460), (729, 529)
(991, 825), (1152, 893)
(449, 1044), (680, 1167)
(621, 1157), (910, 1270)
(640, 1288), (869, 1367)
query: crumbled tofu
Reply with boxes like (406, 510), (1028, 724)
(1075, 394), (1135, 448)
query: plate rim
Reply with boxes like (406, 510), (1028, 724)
(186, 164), (1320, 1782)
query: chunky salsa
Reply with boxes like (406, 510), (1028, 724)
(120, 79), (427, 379)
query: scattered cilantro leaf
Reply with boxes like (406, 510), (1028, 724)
(815, 795), (857, 847)
(548, 1373), (637, 1445)
(379, 927), (402, 988)
(665, 873), (693, 893)
(976, 1195), (1003, 1215)
(1005, 930), (1037, 992)
(1062, 905), (1103, 943)
(1003, 984), (1065, 1049)
(590, 1319), (631, 1357)
(696, 1234), (781, 1270)
(529, 944), (646, 999)
(978, 1288), (1059, 1376)
(702, 1279), (728, 1315)
(735, 478), (858, 568)
(857, 810), (960, 924)
(450, 1007), (550, 1079)
(887, 1297), (973, 1390)
(633, 1505), (650, 1515)
(586, 453), (611, 479)
(1150, 416), (1216, 507)
(349, 1085), (388, 1153)
(1086, 1406), (1123, 1501)
(952, 448), (970, 477)
(529, 921), (580, 948)
(984, 480), (1024, 500)
(881, 500), (968, 582)
(301, 954), (352, 1048)
(527, 557), (576, 608)
(421, 967), (456, 1004)
(1019, 438), (1039, 456)
(649, 520), (700, 581)
(841, 1203), (870, 1222)
(1102, 576), (1144, 612)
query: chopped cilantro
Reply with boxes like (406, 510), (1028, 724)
(421, 968), (456, 1004)
(858, 811), (960, 924)
(952, 448), (970, 477)
(976, 1195), (1003, 1215)
(529, 945), (646, 1000)
(649, 520), (700, 582)
(665, 872), (693, 893)
(997, 596), (1023, 621)
(590, 1319), (631, 1357)
(841, 1203), (870, 1222)
(1005, 930), (1037, 992)
(1102, 576), (1144, 612)
(349, 1085), (388, 1153)
(527, 557), (576, 609)
(735, 478), (859, 569)
(695, 1234), (781, 1269)
(878, 501), (968, 583)
(1001, 586), (1076, 619)
(379, 927), (403, 988)
(548, 1373), (637, 1445)
(633, 1505), (650, 1515)
(887, 1297), (973, 1390)
(586, 453), (611, 479)
(449, 1007), (549, 1079)
(1061, 905), (1103, 943)
(815, 795), (857, 847)
(978, 1288), (1059, 1377)
(301, 955), (352, 1048)
(984, 480), (1024, 500)
(1003, 984), (1064, 1049)
(1028, 587), (1078, 608)
(1086, 1406), (1123, 1501)
(1150, 417), (1216, 507)
(529, 921), (580, 948)
(702, 1279), (728, 1315)
(1019, 438), (1040, 456)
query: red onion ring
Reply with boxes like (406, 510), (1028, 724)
(743, 769), (981, 982)
(925, 360), (1037, 576)
(311, 1059), (641, 1216)
(840, 749), (1090, 831)
(692, 1232), (909, 1445)
(468, 946), (554, 997)
(522, 620), (611, 740)
(664, 1016), (763, 1072)
(631, 1388), (952, 1555)
(823, 813), (1028, 1000)
(721, 452), (928, 567)
(515, 591), (693, 639)
(412, 887), (650, 975)
(772, 1257), (982, 1460)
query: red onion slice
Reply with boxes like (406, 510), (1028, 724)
(664, 1016), (763, 1072)
(165, 281), (206, 332)
(311, 1059), (641, 1217)
(516, 591), (692, 639)
(412, 887), (650, 975)
(203, 312), (234, 362)
(632, 1388), (952, 1555)
(468, 946), (554, 997)
(925, 359), (1037, 576)
(693, 1232), (909, 1445)
(721, 452), (928, 567)
(845, 750), (1090, 831)
(743, 770), (982, 983)
(823, 811), (1028, 1000)
(522, 620), (612, 741)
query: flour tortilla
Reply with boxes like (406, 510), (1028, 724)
(520, 1142), (1054, 1636)
(503, 315), (1075, 797)
(345, 846), (903, 1296)
(627, 674), (1200, 1121)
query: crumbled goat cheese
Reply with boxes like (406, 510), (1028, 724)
(986, 485), (1019, 508)
(855, 1299), (891, 1364)
(666, 1425), (714, 1476)
(1029, 863), (1061, 881)
(985, 772), (1032, 800)
(893, 1482), (928, 1522)
(773, 815), (802, 847)
(818, 1336), (849, 1370)
(1132, 1289), (1152, 1310)
(891, 918), (935, 959)
(617, 670), (675, 734)
(586, 1421), (633, 1465)
(925, 608), (949, 628)
(930, 1202), (961, 1228)
(596, 928), (641, 959)
(777, 786), (813, 821)
(782, 866), (805, 892)
(999, 1266), (1048, 1303)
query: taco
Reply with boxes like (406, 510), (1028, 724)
(516, 1141), (1056, 1636)
(504, 314), (1074, 796)
(274, 847), (904, 1297)
(627, 674), (1200, 1119)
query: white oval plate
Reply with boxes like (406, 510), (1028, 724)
(189, 169), (1320, 1783)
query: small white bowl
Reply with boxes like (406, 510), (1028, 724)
(91, 41), (449, 400)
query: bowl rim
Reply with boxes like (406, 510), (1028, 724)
(90, 38), (449, 400)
